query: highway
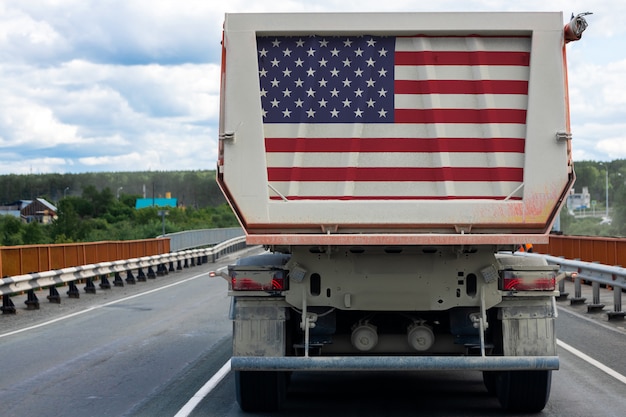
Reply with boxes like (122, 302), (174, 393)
(1, 250), (625, 417)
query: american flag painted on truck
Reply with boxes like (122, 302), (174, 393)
(257, 35), (531, 201)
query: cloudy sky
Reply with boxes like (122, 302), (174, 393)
(0, 0), (623, 174)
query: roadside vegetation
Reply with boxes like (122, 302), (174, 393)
(0, 171), (238, 246)
(1, 160), (625, 246)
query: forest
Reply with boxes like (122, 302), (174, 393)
(0, 170), (238, 245)
(1, 160), (626, 246)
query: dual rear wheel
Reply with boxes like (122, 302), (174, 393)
(483, 370), (552, 412)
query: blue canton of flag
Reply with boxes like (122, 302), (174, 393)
(257, 36), (395, 123)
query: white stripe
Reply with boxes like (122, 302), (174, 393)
(266, 152), (524, 168)
(268, 181), (524, 198)
(264, 123), (527, 138)
(395, 65), (530, 81)
(395, 93), (528, 110)
(395, 36), (531, 52)
(173, 360), (232, 417)
(557, 339), (626, 385)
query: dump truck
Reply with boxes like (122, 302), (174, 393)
(216, 11), (589, 412)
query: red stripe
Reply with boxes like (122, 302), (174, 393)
(395, 51), (530, 66)
(395, 79), (528, 95)
(270, 195), (522, 201)
(265, 137), (525, 153)
(394, 109), (527, 124)
(267, 167), (523, 182)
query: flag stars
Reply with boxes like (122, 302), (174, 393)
(257, 35), (394, 123)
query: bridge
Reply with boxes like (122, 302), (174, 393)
(1, 232), (625, 416)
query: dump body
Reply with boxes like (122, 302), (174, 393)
(217, 11), (588, 413)
(218, 12), (575, 246)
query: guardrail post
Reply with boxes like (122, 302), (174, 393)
(587, 281), (605, 312)
(147, 266), (156, 279)
(67, 282), (80, 298)
(126, 270), (137, 284)
(570, 274), (586, 305)
(607, 288), (625, 320)
(137, 268), (146, 282)
(25, 289), (40, 310)
(169, 262), (175, 272)
(177, 260), (183, 271)
(100, 275), (111, 289)
(113, 272), (124, 287)
(556, 277), (569, 301)
(84, 278), (97, 294)
(1, 295), (16, 314)
(48, 286), (61, 303)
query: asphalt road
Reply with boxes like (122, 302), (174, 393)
(1, 253), (625, 417)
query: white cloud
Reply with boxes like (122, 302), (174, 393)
(0, 0), (625, 175)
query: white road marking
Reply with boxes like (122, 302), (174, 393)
(557, 339), (626, 384)
(0, 272), (210, 339)
(173, 360), (232, 417)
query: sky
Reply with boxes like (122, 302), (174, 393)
(0, 0), (624, 175)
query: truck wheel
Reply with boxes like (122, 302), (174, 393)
(482, 371), (498, 396)
(496, 370), (551, 412)
(235, 371), (286, 412)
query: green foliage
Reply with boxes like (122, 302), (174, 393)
(0, 170), (238, 246)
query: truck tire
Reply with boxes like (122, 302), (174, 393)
(496, 370), (551, 412)
(235, 371), (286, 412)
(482, 371), (497, 396)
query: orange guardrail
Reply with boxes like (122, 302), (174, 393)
(0, 239), (170, 278)
(533, 235), (626, 267)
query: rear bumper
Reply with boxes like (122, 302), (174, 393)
(231, 355), (559, 372)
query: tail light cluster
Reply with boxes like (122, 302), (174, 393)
(230, 268), (288, 292)
(499, 269), (556, 291)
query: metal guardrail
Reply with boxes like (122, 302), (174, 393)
(163, 227), (244, 252)
(520, 252), (626, 320)
(0, 236), (247, 314)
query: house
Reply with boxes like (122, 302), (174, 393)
(0, 198), (58, 224)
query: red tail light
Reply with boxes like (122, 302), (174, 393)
(231, 271), (286, 292)
(500, 270), (556, 291)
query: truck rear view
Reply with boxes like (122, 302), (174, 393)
(217, 11), (589, 412)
